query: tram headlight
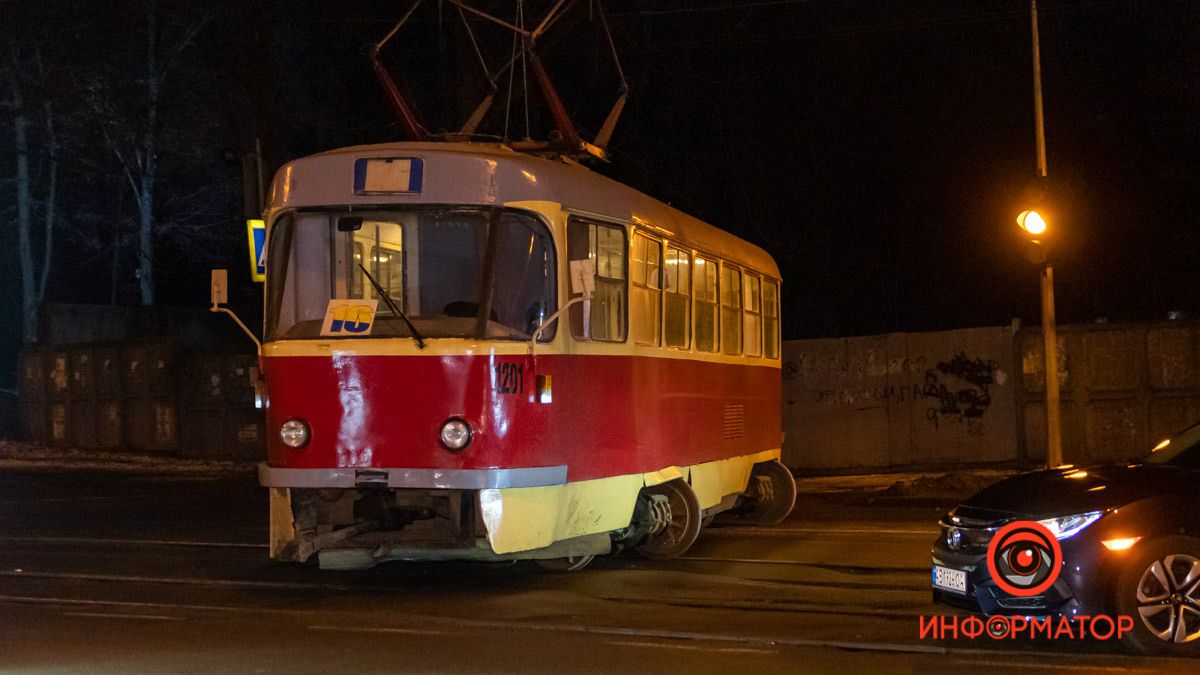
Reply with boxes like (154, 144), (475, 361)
(279, 418), (310, 449)
(439, 418), (472, 450)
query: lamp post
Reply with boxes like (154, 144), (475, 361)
(1022, 0), (1063, 469)
(1018, 210), (1062, 468)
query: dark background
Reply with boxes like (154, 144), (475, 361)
(2, 0), (1197, 387)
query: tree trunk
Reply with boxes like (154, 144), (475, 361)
(38, 95), (57, 306)
(12, 73), (38, 342)
(138, 0), (160, 306)
(138, 171), (155, 305)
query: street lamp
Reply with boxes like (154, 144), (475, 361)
(1017, 210), (1046, 236)
(1017, 209), (1063, 468)
(1023, 0), (1063, 469)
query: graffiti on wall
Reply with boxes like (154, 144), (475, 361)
(921, 353), (1007, 435)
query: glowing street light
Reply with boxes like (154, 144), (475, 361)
(1017, 210), (1047, 236)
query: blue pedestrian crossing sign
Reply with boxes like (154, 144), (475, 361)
(247, 219), (266, 282)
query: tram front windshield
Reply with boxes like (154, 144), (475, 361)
(266, 208), (557, 342)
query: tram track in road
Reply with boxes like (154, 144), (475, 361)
(671, 555), (928, 574)
(2, 532), (931, 590)
(703, 524), (936, 539)
(0, 535), (266, 549)
(0, 592), (1184, 671)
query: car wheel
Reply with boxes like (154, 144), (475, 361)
(1114, 536), (1200, 656)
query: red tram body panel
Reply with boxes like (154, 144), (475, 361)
(265, 354), (779, 480)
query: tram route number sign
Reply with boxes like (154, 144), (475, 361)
(320, 299), (378, 336)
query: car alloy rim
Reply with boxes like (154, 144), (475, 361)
(1135, 554), (1200, 643)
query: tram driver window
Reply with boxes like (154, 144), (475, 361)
(721, 265), (743, 355)
(568, 219), (626, 342)
(267, 208), (556, 342)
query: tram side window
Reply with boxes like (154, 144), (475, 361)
(743, 273), (762, 358)
(664, 247), (691, 349)
(694, 256), (719, 353)
(631, 232), (662, 346)
(721, 265), (743, 355)
(568, 219), (626, 342)
(763, 279), (780, 359)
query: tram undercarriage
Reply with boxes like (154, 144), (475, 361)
(265, 458), (796, 571)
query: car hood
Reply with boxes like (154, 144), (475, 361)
(959, 463), (1184, 518)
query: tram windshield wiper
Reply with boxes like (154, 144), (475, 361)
(358, 263), (426, 349)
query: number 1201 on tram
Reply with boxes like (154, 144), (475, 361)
(255, 141), (794, 570)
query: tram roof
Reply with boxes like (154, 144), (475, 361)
(268, 141), (780, 279)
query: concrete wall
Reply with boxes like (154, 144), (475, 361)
(782, 321), (1200, 472)
(782, 326), (1019, 471)
(1018, 323), (1200, 466)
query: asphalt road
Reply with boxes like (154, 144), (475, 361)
(0, 466), (1193, 674)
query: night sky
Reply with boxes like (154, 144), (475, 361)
(2, 0), (1197, 385)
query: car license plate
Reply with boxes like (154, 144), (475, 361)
(932, 565), (967, 595)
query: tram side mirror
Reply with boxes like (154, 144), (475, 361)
(210, 269), (229, 308)
(337, 216), (364, 232)
(569, 259), (595, 298)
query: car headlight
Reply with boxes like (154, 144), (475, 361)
(1037, 511), (1103, 540)
(439, 418), (472, 450)
(279, 419), (310, 449)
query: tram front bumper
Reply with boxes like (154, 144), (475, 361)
(260, 464), (636, 567)
(257, 463), (568, 491)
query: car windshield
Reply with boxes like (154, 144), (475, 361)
(1143, 422), (1200, 468)
(266, 207), (556, 341)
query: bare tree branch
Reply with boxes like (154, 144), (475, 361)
(156, 12), (214, 90)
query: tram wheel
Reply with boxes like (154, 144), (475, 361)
(533, 555), (595, 572)
(634, 480), (702, 560)
(738, 460), (797, 526)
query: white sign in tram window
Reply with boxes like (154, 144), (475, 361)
(570, 259), (596, 296)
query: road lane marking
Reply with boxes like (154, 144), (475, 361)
(62, 611), (184, 621)
(308, 625), (457, 637)
(0, 570), (351, 592)
(0, 536), (265, 549)
(945, 657), (1159, 672)
(601, 639), (777, 655)
(0, 493), (164, 505)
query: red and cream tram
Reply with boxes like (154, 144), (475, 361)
(255, 141), (794, 570)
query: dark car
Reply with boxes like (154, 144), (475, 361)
(932, 422), (1200, 656)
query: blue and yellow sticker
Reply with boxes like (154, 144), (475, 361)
(320, 300), (379, 336)
(247, 219), (266, 282)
